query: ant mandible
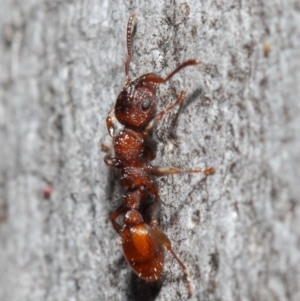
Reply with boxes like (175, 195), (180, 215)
(103, 13), (215, 297)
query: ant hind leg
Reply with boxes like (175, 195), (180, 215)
(110, 203), (128, 234)
(153, 225), (192, 297)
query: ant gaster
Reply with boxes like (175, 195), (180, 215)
(103, 13), (215, 297)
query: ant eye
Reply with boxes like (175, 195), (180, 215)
(141, 98), (151, 110)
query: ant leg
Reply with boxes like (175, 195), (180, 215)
(151, 166), (215, 176)
(141, 60), (203, 85)
(147, 182), (160, 201)
(143, 136), (157, 161)
(144, 91), (185, 136)
(153, 225), (192, 297)
(147, 181), (177, 207)
(125, 13), (136, 83)
(110, 203), (128, 234)
(104, 154), (122, 168)
(101, 143), (111, 153)
(147, 199), (161, 226)
(106, 109), (117, 137)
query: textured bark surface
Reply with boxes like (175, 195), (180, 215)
(1, 1), (300, 301)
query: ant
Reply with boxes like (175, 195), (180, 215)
(103, 13), (215, 297)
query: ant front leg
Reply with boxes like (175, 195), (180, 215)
(104, 154), (122, 168)
(143, 91), (186, 137)
(106, 109), (117, 137)
(153, 225), (192, 297)
(143, 135), (158, 161)
(101, 143), (111, 153)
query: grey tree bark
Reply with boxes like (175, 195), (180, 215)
(1, 1), (300, 301)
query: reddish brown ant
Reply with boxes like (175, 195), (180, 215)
(104, 13), (215, 296)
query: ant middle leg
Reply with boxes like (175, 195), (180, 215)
(151, 166), (215, 176)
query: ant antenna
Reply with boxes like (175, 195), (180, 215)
(125, 13), (136, 83)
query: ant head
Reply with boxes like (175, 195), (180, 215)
(123, 209), (144, 226)
(115, 74), (158, 128)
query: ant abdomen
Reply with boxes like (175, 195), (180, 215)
(122, 211), (165, 282)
